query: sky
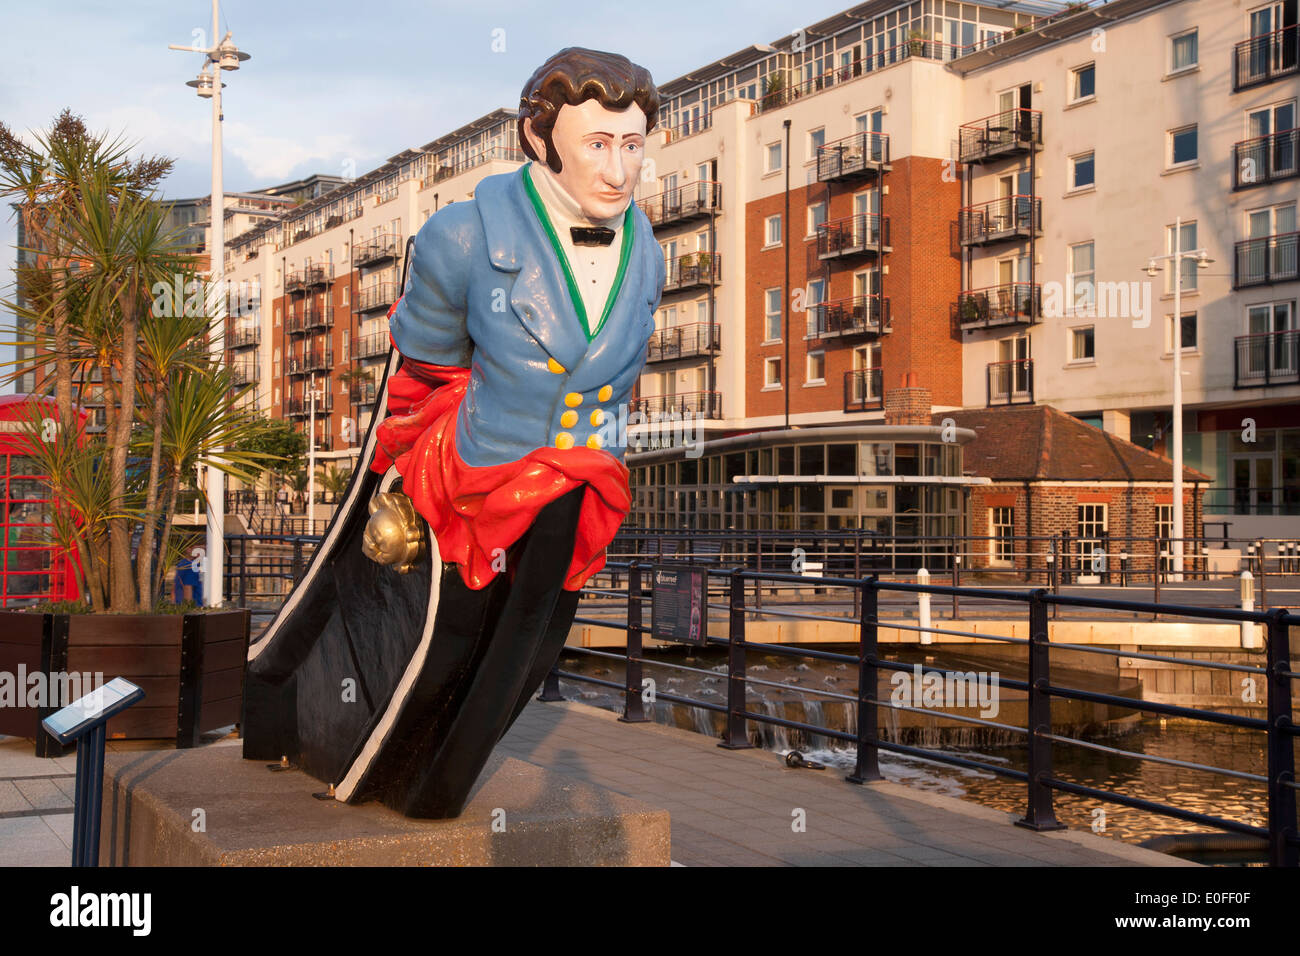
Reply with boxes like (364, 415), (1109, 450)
(0, 0), (865, 381)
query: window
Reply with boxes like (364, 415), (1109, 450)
(764, 288), (783, 341)
(764, 357), (782, 388)
(1069, 151), (1095, 189)
(808, 127), (825, 160)
(1069, 63), (1095, 102)
(1069, 242), (1095, 314)
(1170, 28), (1198, 73)
(1070, 326), (1095, 362)
(342, 329), (349, 362)
(765, 214), (783, 247)
(1169, 125), (1198, 166)
(806, 350), (825, 384)
(805, 278), (825, 337)
(696, 230), (709, 252)
(1077, 504), (1108, 571)
(275, 306), (282, 326)
(342, 286), (350, 306)
(1165, 311), (1198, 352)
(990, 506), (1015, 566)
(1165, 222), (1199, 292)
(765, 141), (783, 173)
(807, 201), (827, 236)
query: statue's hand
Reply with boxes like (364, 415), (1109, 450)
(362, 492), (426, 574)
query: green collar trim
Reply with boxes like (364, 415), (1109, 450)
(521, 163), (634, 342)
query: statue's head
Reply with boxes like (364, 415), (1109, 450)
(518, 47), (659, 223)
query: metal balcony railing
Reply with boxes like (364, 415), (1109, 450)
(958, 108), (1043, 165)
(637, 181), (721, 228)
(957, 195), (1042, 246)
(354, 330), (391, 359)
(285, 312), (305, 335)
(954, 282), (1041, 330)
(754, 40), (953, 114)
(1234, 330), (1300, 388)
(986, 358), (1034, 406)
(646, 322), (719, 362)
(662, 112), (714, 144)
(287, 350), (334, 376)
(285, 393), (334, 417)
(1234, 232), (1299, 288)
(302, 305), (334, 331)
(350, 381), (378, 405)
(816, 214), (890, 259)
(1233, 25), (1299, 91)
(421, 146), (525, 189)
(806, 294), (890, 340)
(843, 368), (883, 412)
(353, 233), (402, 267)
(230, 361), (257, 387)
(357, 282), (398, 312)
(629, 390), (722, 419)
(816, 132), (890, 182)
(227, 326), (260, 349)
(662, 253), (720, 293)
(1233, 128), (1299, 189)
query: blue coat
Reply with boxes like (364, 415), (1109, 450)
(388, 164), (665, 468)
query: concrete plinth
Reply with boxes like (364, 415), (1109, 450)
(100, 743), (670, 866)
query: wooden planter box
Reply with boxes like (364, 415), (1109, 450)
(0, 610), (249, 756)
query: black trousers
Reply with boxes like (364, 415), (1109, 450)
(353, 485), (585, 818)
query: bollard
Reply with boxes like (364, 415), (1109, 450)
(1119, 551), (1129, 588)
(1240, 571), (1259, 649)
(917, 567), (932, 645)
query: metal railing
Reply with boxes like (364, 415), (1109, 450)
(843, 368), (883, 412)
(637, 181), (721, 228)
(754, 41), (955, 114)
(357, 282), (398, 312)
(1234, 231), (1299, 288)
(647, 322), (719, 362)
(816, 214), (890, 259)
(629, 390), (722, 419)
(955, 283), (1041, 330)
(353, 233), (402, 267)
(662, 253), (720, 293)
(548, 562), (1298, 866)
(1234, 329), (1299, 387)
(1233, 24), (1299, 91)
(986, 358), (1034, 406)
(354, 330), (391, 359)
(958, 195), (1042, 246)
(958, 108), (1043, 165)
(807, 294), (890, 340)
(350, 381), (378, 405)
(816, 132), (890, 182)
(1233, 127), (1299, 189)
(421, 146), (525, 189)
(302, 305), (334, 330)
(227, 326), (260, 349)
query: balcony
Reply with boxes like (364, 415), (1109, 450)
(230, 361), (256, 387)
(287, 350), (334, 376)
(637, 182), (721, 229)
(816, 215), (891, 260)
(816, 132), (891, 183)
(1232, 128), (1299, 189)
(354, 233), (402, 268)
(986, 359), (1034, 406)
(843, 368), (883, 413)
(958, 108), (1043, 165)
(228, 327), (260, 349)
(285, 264), (332, 293)
(629, 390), (722, 419)
(421, 146), (525, 189)
(957, 195), (1042, 247)
(285, 393), (334, 417)
(662, 112), (714, 144)
(646, 322), (719, 363)
(357, 282), (398, 313)
(285, 312), (305, 335)
(954, 283), (1041, 330)
(662, 253), (720, 294)
(350, 381), (378, 405)
(755, 42), (949, 115)
(1235, 232), (1299, 288)
(1233, 25), (1299, 91)
(807, 295), (890, 341)
(302, 305), (334, 331)
(1235, 330), (1299, 388)
(354, 330), (391, 359)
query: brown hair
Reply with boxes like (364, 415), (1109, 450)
(518, 47), (659, 173)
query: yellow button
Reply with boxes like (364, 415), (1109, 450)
(561, 410), (578, 428)
(547, 357), (565, 374)
(564, 392), (583, 407)
(589, 409), (604, 427)
(598, 385), (613, 402)
(555, 432), (574, 450)
(586, 434), (603, 449)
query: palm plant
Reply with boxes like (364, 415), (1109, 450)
(316, 464), (353, 502)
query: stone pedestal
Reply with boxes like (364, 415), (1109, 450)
(101, 744), (670, 866)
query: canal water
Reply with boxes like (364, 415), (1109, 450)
(556, 644), (1273, 866)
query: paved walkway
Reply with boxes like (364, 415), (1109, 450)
(1, 698), (1193, 866)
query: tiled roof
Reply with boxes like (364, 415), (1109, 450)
(932, 405), (1210, 483)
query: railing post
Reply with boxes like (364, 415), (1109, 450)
(1264, 608), (1298, 867)
(291, 538), (304, 584)
(719, 568), (753, 750)
(1018, 589), (1065, 831)
(620, 563), (648, 723)
(238, 536), (248, 608)
(916, 567), (932, 644)
(847, 576), (882, 784)
(951, 536), (961, 619)
(1257, 543), (1269, 610)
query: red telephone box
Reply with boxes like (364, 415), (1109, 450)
(0, 395), (82, 607)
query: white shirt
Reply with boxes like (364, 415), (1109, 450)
(528, 162), (626, 328)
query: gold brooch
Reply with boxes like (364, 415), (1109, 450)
(362, 492), (426, 574)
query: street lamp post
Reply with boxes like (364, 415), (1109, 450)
(308, 381), (319, 532)
(169, 1), (249, 607)
(1144, 216), (1213, 583)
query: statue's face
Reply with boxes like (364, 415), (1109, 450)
(526, 98), (647, 222)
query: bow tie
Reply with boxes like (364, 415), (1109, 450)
(570, 226), (615, 247)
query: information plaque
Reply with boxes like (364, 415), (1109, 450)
(650, 564), (707, 646)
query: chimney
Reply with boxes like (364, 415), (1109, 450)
(884, 372), (932, 427)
